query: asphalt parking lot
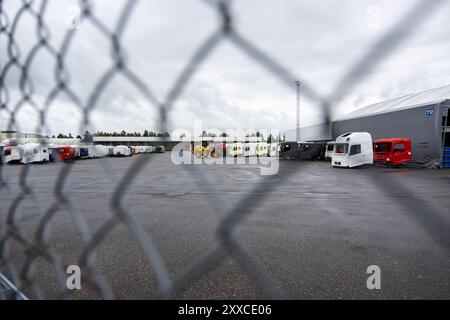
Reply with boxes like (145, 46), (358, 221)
(0, 153), (449, 299)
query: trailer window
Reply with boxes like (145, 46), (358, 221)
(374, 143), (391, 152)
(394, 143), (405, 153)
(349, 144), (361, 156)
(334, 143), (348, 154)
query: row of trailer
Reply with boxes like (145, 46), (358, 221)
(0, 143), (166, 165)
(279, 133), (413, 168)
(192, 142), (278, 158)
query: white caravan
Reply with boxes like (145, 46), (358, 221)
(3, 146), (24, 164)
(94, 145), (109, 158)
(332, 132), (373, 168)
(228, 143), (243, 157)
(268, 143), (278, 157)
(21, 143), (49, 164)
(256, 142), (268, 157)
(114, 145), (131, 157)
(325, 141), (335, 160)
(143, 146), (153, 153)
(243, 143), (257, 157)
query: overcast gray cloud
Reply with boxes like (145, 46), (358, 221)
(1, 0), (450, 137)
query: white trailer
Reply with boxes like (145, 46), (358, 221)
(268, 143), (278, 157)
(143, 146), (153, 153)
(332, 132), (373, 168)
(228, 143), (243, 157)
(3, 146), (24, 164)
(243, 143), (257, 157)
(256, 142), (268, 157)
(114, 145), (131, 157)
(94, 145), (109, 158)
(21, 143), (49, 164)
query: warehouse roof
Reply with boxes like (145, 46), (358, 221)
(338, 84), (450, 121)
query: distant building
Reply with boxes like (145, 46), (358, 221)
(284, 85), (450, 166)
(333, 85), (450, 165)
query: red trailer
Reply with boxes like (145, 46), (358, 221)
(373, 138), (412, 166)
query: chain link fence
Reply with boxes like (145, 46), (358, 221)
(0, 0), (449, 299)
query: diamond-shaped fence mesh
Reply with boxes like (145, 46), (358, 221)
(0, 0), (449, 299)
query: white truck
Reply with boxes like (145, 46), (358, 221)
(332, 132), (373, 168)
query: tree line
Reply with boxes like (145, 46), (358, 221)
(95, 130), (170, 137)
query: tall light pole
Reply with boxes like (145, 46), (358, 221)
(295, 81), (301, 143)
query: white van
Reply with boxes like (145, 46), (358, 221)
(3, 146), (24, 164)
(22, 143), (49, 164)
(325, 141), (335, 160)
(114, 145), (131, 157)
(243, 143), (257, 157)
(332, 132), (373, 168)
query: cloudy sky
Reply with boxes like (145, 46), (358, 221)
(1, 0), (450, 138)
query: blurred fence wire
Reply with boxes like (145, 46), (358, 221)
(0, 0), (448, 299)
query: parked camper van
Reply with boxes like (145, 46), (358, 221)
(374, 138), (412, 166)
(325, 142), (335, 160)
(228, 143), (243, 157)
(22, 143), (49, 164)
(3, 146), (23, 164)
(332, 132), (373, 168)
(114, 145), (131, 157)
(243, 143), (257, 157)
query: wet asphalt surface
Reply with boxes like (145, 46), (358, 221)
(0, 152), (449, 299)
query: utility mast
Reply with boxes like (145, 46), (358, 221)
(296, 81), (301, 143)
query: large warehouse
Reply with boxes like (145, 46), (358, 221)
(332, 85), (450, 166)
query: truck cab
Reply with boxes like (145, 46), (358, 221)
(332, 132), (373, 168)
(373, 138), (412, 166)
